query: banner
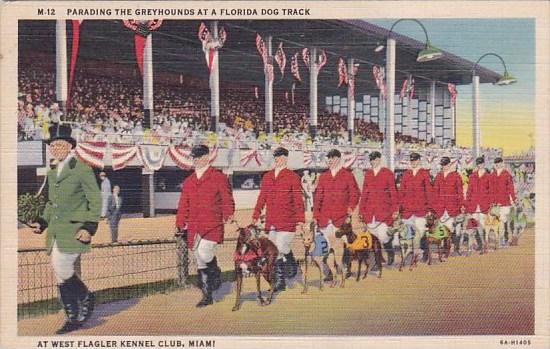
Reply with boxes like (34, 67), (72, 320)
(291, 52), (302, 82)
(123, 20), (163, 77)
(337, 57), (347, 88)
(256, 33), (274, 82)
(240, 149), (263, 167)
(448, 83), (458, 106)
(74, 141), (106, 169)
(137, 144), (168, 171)
(67, 20), (82, 110)
(198, 22), (227, 74)
(372, 65), (386, 98)
(111, 143), (138, 171)
(274, 42), (286, 80)
(167, 145), (193, 170)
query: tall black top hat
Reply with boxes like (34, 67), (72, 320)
(46, 124), (76, 148)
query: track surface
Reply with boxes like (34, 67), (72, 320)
(18, 226), (534, 336)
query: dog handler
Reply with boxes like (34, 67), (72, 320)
(252, 147), (305, 292)
(313, 149), (360, 279)
(491, 157), (516, 246)
(176, 145), (235, 307)
(398, 152), (432, 257)
(29, 124), (101, 334)
(358, 151), (399, 265)
(465, 156), (493, 251)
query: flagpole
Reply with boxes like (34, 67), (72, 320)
(210, 21), (220, 133)
(430, 80), (436, 144)
(309, 47), (318, 140)
(56, 20), (68, 118)
(265, 36), (273, 136)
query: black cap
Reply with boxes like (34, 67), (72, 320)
(327, 149), (341, 158)
(369, 151), (382, 161)
(475, 156), (485, 165)
(273, 147), (289, 158)
(191, 145), (210, 158)
(46, 124), (76, 148)
(410, 152), (421, 161)
(440, 157), (451, 166)
(494, 157), (503, 164)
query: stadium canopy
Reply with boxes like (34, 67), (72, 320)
(19, 19), (502, 95)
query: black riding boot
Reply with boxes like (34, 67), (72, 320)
(206, 257), (222, 291)
(56, 279), (82, 334)
(196, 269), (213, 308)
(66, 275), (95, 323)
(284, 251), (298, 279)
(273, 258), (286, 292)
(383, 241), (395, 266)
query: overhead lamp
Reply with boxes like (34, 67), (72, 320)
(472, 52), (517, 86)
(386, 18), (444, 63)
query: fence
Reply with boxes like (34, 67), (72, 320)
(18, 237), (218, 319)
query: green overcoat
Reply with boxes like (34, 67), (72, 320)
(40, 157), (101, 255)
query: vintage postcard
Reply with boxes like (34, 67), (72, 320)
(1, 1), (549, 348)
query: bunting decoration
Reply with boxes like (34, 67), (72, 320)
(167, 145), (193, 170)
(291, 52), (302, 82)
(448, 83), (458, 106)
(74, 141), (106, 169)
(337, 57), (348, 88)
(198, 22), (227, 74)
(274, 42), (286, 80)
(317, 50), (327, 71)
(256, 33), (274, 82)
(303, 151), (326, 167)
(372, 65), (386, 98)
(111, 143), (139, 171)
(137, 144), (168, 171)
(348, 64), (359, 97)
(240, 149), (263, 167)
(343, 152), (358, 169)
(67, 20), (83, 110)
(123, 20), (163, 77)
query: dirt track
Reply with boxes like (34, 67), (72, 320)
(18, 226), (534, 336)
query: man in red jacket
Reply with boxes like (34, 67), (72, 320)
(466, 156), (493, 251)
(359, 151), (399, 265)
(399, 152), (432, 257)
(176, 145), (235, 307)
(491, 157), (516, 246)
(431, 156), (465, 255)
(313, 149), (360, 279)
(252, 147), (305, 291)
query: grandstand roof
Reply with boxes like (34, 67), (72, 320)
(20, 19), (502, 95)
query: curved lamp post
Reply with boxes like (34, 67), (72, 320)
(381, 18), (443, 170)
(471, 53), (517, 158)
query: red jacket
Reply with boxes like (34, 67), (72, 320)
(253, 168), (305, 232)
(466, 169), (492, 214)
(399, 168), (432, 219)
(491, 169), (516, 206)
(359, 167), (398, 226)
(176, 167), (235, 246)
(432, 171), (463, 217)
(313, 168), (360, 228)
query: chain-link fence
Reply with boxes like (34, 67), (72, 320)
(17, 236), (239, 319)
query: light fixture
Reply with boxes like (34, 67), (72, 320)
(374, 42), (384, 53)
(385, 18), (444, 63)
(472, 52), (517, 86)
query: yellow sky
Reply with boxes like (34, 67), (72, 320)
(455, 102), (534, 155)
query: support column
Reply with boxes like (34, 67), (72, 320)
(55, 20), (68, 116)
(430, 80), (436, 144)
(143, 33), (154, 129)
(265, 36), (273, 135)
(385, 38), (396, 171)
(142, 170), (155, 218)
(209, 21), (220, 133)
(309, 47), (318, 139)
(347, 58), (355, 143)
(472, 75), (481, 158)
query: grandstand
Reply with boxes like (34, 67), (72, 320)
(17, 19), (506, 216)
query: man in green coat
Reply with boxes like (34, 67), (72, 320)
(29, 124), (101, 334)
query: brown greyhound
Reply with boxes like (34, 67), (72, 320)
(425, 211), (452, 265)
(335, 222), (383, 287)
(299, 222), (328, 293)
(232, 225), (279, 311)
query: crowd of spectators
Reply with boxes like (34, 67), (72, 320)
(18, 63), (450, 151)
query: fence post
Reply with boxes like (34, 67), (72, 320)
(175, 235), (191, 288)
